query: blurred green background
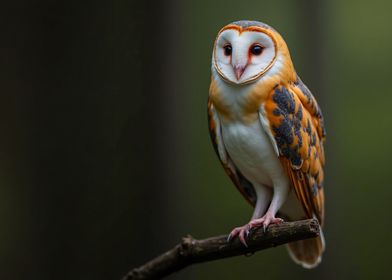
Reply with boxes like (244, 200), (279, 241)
(0, 0), (391, 279)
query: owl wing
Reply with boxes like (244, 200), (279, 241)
(208, 98), (257, 206)
(262, 77), (326, 225)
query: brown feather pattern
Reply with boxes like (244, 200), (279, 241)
(264, 78), (326, 225)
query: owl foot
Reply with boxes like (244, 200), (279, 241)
(227, 225), (250, 247)
(227, 216), (283, 247)
(248, 215), (283, 232)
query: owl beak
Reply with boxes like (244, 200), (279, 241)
(233, 65), (246, 80)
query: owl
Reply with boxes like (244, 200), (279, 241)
(208, 20), (326, 268)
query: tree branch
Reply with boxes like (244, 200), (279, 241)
(122, 219), (320, 280)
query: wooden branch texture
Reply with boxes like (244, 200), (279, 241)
(122, 219), (320, 280)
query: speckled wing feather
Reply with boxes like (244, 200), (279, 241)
(263, 77), (326, 225)
(208, 98), (257, 206)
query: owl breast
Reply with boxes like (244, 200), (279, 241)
(221, 119), (285, 188)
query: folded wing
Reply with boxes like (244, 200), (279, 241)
(262, 77), (326, 225)
(207, 98), (257, 206)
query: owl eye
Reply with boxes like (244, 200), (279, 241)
(250, 45), (263, 55)
(223, 44), (232, 56)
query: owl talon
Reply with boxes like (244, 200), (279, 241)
(239, 229), (248, 247)
(247, 215), (284, 233)
(227, 225), (250, 247)
(228, 216), (283, 246)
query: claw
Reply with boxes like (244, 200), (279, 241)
(239, 229), (248, 247)
(227, 226), (243, 243)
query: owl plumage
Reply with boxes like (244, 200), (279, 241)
(208, 21), (326, 268)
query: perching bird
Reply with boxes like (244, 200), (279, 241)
(208, 20), (326, 268)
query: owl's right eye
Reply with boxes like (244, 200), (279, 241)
(223, 44), (232, 56)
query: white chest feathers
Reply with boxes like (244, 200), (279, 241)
(221, 119), (286, 188)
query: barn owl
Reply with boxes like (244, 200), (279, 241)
(208, 20), (326, 268)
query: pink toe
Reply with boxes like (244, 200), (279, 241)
(239, 229), (248, 247)
(227, 226), (243, 241)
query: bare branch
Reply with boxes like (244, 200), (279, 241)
(122, 219), (320, 280)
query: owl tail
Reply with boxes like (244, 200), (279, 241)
(286, 229), (325, 269)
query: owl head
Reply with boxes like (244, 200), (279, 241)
(212, 20), (294, 85)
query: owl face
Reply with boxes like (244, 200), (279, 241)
(213, 23), (278, 85)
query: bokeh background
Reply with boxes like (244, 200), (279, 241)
(0, 0), (391, 279)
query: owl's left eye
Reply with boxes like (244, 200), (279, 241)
(223, 44), (232, 56)
(250, 45), (263, 56)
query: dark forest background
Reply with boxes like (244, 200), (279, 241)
(0, 0), (391, 279)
